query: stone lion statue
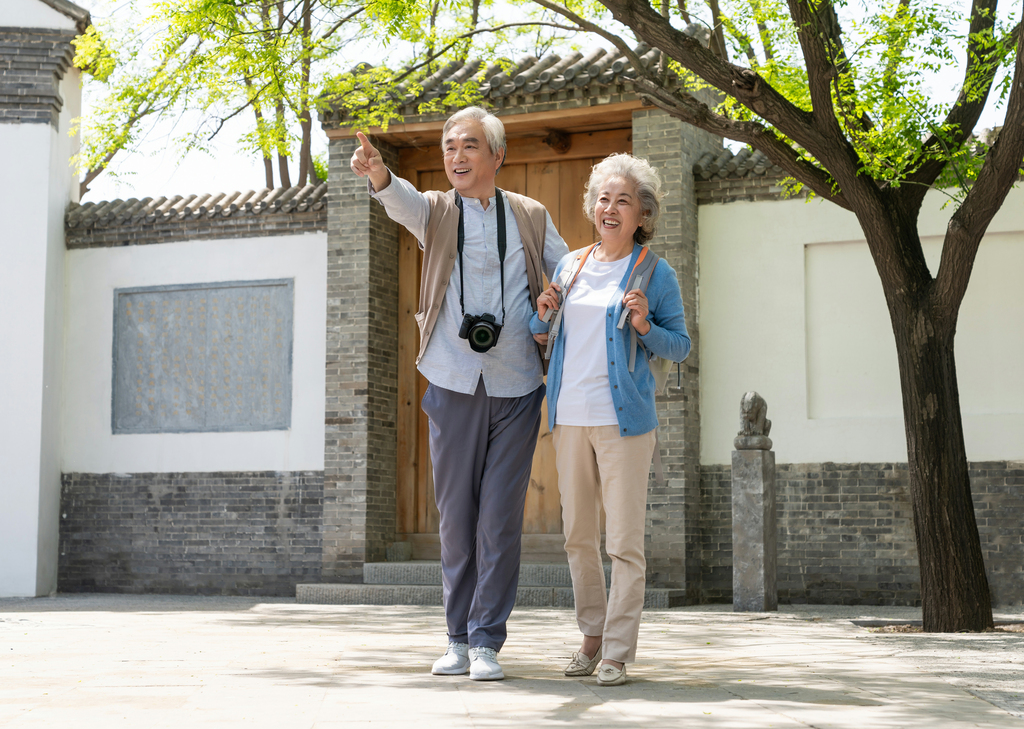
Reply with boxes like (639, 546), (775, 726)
(738, 391), (771, 437)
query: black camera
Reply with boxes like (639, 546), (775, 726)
(459, 313), (502, 353)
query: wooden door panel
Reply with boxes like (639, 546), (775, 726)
(560, 158), (598, 251)
(398, 140), (630, 539)
(499, 164), (526, 195)
(525, 162), (561, 230)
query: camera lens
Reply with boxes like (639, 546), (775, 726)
(460, 313), (501, 353)
(470, 325), (496, 352)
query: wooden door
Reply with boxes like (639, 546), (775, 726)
(395, 130), (632, 545)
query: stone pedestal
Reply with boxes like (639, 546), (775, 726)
(731, 448), (777, 611)
(731, 391), (777, 612)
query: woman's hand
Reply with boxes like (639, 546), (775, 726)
(537, 282), (562, 321)
(533, 332), (549, 346)
(623, 288), (651, 335)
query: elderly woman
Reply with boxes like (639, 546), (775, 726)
(530, 153), (691, 686)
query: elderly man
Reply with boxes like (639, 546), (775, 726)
(351, 107), (568, 680)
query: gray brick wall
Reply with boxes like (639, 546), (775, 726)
(58, 471), (323, 596)
(66, 212), (326, 248)
(0, 28), (77, 127)
(699, 461), (1024, 606)
(323, 137), (399, 581)
(632, 107), (722, 597)
(694, 176), (799, 205)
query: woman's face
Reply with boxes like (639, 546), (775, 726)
(593, 175), (643, 246)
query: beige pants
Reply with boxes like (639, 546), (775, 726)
(553, 424), (656, 663)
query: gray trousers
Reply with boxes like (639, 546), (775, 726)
(421, 376), (545, 651)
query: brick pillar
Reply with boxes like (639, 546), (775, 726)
(631, 108), (721, 600)
(323, 137), (400, 581)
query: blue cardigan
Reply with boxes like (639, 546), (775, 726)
(530, 243), (691, 436)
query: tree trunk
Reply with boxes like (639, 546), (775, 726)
(888, 289), (994, 632)
(253, 108), (274, 188)
(262, 155), (275, 188)
(297, 120), (311, 187)
(297, 0), (313, 187)
(278, 154), (292, 188)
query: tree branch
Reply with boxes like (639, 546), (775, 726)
(934, 21), (1024, 319)
(719, 13), (759, 66)
(787, 0), (847, 132)
(530, 0), (647, 71)
(901, 2), (1012, 215)
(751, 0), (775, 62)
(598, 0), (868, 196)
(705, 0), (730, 62)
(632, 76), (851, 210)
(882, 0), (913, 86)
(380, 19), (581, 90)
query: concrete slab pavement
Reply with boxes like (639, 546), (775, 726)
(1, 595), (1021, 728)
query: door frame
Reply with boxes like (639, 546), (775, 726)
(392, 123), (635, 552)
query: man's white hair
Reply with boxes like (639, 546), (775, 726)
(441, 106), (507, 159)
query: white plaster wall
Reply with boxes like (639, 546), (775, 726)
(63, 233), (327, 473)
(0, 123), (52, 596)
(4, 0), (79, 30)
(699, 186), (1024, 465)
(35, 68), (81, 594)
(0, 55), (80, 596)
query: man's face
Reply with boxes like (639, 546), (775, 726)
(442, 120), (504, 200)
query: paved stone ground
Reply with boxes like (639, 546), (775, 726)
(1, 595), (1021, 728)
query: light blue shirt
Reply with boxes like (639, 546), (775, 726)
(531, 243), (691, 435)
(371, 173), (568, 397)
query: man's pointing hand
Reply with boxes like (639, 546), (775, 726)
(351, 131), (391, 190)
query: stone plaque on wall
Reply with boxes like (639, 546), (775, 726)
(112, 279), (294, 434)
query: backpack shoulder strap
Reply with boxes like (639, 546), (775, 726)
(616, 247), (661, 372)
(543, 244), (596, 360)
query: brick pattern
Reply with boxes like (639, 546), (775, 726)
(58, 471), (323, 596)
(322, 137), (399, 581)
(695, 176), (801, 205)
(631, 106), (722, 597)
(66, 210), (326, 248)
(0, 28), (77, 126)
(699, 461), (1024, 606)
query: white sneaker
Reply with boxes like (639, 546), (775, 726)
(469, 646), (504, 681)
(431, 642), (470, 675)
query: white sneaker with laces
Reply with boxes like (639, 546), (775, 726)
(468, 646), (504, 681)
(431, 642), (470, 675)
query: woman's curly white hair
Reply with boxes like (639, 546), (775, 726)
(583, 153), (663, 245)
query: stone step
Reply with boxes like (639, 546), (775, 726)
(362, 561), (611, 588)
(296, 583), (685, 609)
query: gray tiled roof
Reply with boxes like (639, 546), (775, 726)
(66, 183), (328, 230)
(324, 27), (711, 122)
(37, 0), (91, 32)
(693, 148), (783, 180)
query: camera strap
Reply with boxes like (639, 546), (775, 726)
(455, 189), (507, 324)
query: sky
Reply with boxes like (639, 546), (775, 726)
(76, 0), (1017, 205)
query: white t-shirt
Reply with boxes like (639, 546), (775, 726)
(555, 254), (632, 426)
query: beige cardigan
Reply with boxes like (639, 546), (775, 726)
(414, 189), (549, 368)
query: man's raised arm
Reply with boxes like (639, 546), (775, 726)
(350, 131), (430, 244)
(350, 131), (392, 192)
